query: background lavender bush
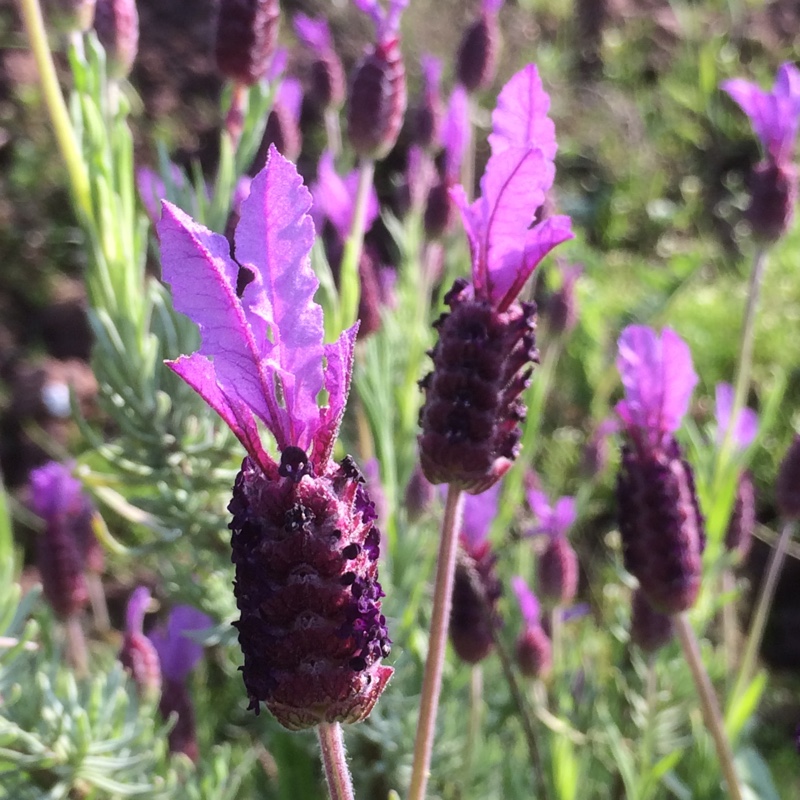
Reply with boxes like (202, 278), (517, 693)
(2, 0), (800, 798)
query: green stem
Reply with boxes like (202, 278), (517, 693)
(17, 0), (92, 220)
(673, 613), (743, 800)
(325, 108), (342, 157)
(407, 485), (464, 800)
(317, 722), (355, 800)
(731, 520), (795, 703)
(340, 159), (376, 329)
(464, 665), (482, 778)
(721, 568), (739, 683)
(638, 654), (657, 799)
(65, 614), (88, 677)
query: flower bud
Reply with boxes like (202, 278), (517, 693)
(310, 52), (346, 112)
(630, 586), (673, 653)
(776, 435), (800, 520)
(745, 160), (797, 244)
(724, 470), (756, 561)
(347, 38), (406, 159)
(419, 278), (538, 493)
(617, 437), (705, 614)
(215, 0), (280, 85)
(455, 9), (500, 93)
(229, 451), (393, 730)
(449, 542), (502, 664)
(423, 179), (456, 239)
(515, 625), (552, 679)
(537, 537), (579, 606)
(93, 0), (139, 80)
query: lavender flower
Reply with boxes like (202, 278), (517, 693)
(527, 485), (579, 606)
(511, 576), (552, 679)
(119, 587), (161, 699)
(413, 55), (444, 150)
(347, 0), (408, 159)
(419, 65), (573, 493)
(149, 605), (212, 761)
(450, 485), (503, 664)
(93, 0), (139, 80)
(261, 76), (304, 162)
(293, 14), (346, 111)
(157, 145), (392, 730)
(722, 63), (800, 242)
(715, 382), (759, 560)
(29, 461), (97, 620)
(615, 326), (705, 614)
(455, 0), (504, 93)
(215, 0), (280, 86)
(544, 263), (582, 337)
(404, 460), (435, 522)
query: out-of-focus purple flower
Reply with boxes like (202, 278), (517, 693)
(158, 145), (392, 730)
(527, 483), (578, 606)
(581, 417), (618, 479)
(456, 0), (504, 93)
(29, 461), (97, 620)
(630, 586), (673, 653)
(119, 587), (161, 699)
(260, 76), (304, 162)
(776, 435), (800, 520)
(545, 263), (582, 337)
(404, 460), (436, 522)
(215, 0), (280, 86)
(722, 64), (800, 242)
(93, 0), (139, 80)
(615, 326), (705, 614)
(511, 576), (552, 679)
(149, 605), (212, 762)
(137, 164), (187, 224)
(347, 0), (408, 159)
(715, 382), (758, 451)
(405, 145), (436, 215)
(450, 484), (503, 664)
(413, 54), (444, 150)
(419, 64), (573, 494)
(294, 14), (346, 111)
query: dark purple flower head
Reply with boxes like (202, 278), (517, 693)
(215, 0), (280, 86)
(412, 54), (444, 149)
(615, 326), (705, 614)
(722, 63), (800, 165)
(260, 77), (304, 162)
(511, 576), (552, 678)
(119, 587), (161, 698)
(715, 382), (758, 452)
(419, 65), (572, 493)
(158, 146), (392, 729)
(455, 0), (505, 93)
(293, 14), (345, 110)
(776, 435), (800, 520)
(630, 586), (673, 653)
(347, 0), (408, 159)
(616, 325), (697, 452)
(29, 461), (96, 619)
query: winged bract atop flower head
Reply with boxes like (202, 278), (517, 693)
(158, 145), (358, 473)
(353, 0), (408, 42)
(450, 64), (573, 312)
(722, 63), (800, 164)
(293, 13), (333, 50)
(512, 576), (540, 628)
(526, 486), (576, 540)
(615, 326), (697, 450)
(149, 606), (212, 683)
(715, 382), (758, 451)
(442, 85), (470, 181)
(460, 482), (501, 550)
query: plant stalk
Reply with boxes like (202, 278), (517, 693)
(673, 613), (743, 800)
(407, 485), (464, 800)
(317, 722), (355, 800)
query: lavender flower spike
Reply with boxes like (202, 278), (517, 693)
(293, 14), (345, 111)
(419, 64), (573, 493)
(511, 576), (552, 679)
(158, 145), (392, 730)
(615, 326), (706, 614)
(722, 63), (800, 241)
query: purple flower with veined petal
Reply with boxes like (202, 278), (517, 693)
(347, 0), (408, 159)
(419, 64), (573, 494)
(615, 326), (705, 614)
(722, 63), (800, 242)
(29, 461), (98, 620)
(149, 605), (212, 762)
(511, 576), (552, 678)
(450, 484), (503, 664)
(158, 145), (392, 730)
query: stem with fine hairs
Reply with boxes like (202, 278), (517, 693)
(407, 485), (464, 800)
(317, 722), (355, 800)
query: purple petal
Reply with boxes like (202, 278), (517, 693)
(551, 497), (577, 535)
(293, 14), (332, 50)
(353, 0), (384, 30)
(461, 482), (501, 549)
(512, 576), (540, 627)
(278, 77), (304, 125)
(343, 169), (380, 233)
(443, 85), (470, 180)
(406, 145), (436, 211)
(483, 0), (504, 11)
(311, 151), (352, 237)
(148, 605), (212, 682)
(29, 461), (83, 522)
(421, 54), (442, 91)
(488, 64), (556, 160)
(615, 326), (697, 439)
(313, 323), (359, 464)
(125, 586), (151, 636)
(137, 163), (185, 224)
(234, 146), (324, 454)
(267, 48), (288, 82)
(715, 382), (758, 451)
(526, 488), (552, 529)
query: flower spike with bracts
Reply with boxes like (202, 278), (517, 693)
(615, 325), (705, 614)
(418, 64), (573, 494)
(158, 145), (392, 731)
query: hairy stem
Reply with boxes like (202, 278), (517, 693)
(407, 485), (464, 800)
(317, 722), (355, 800)
(674, 613), (743, 800)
